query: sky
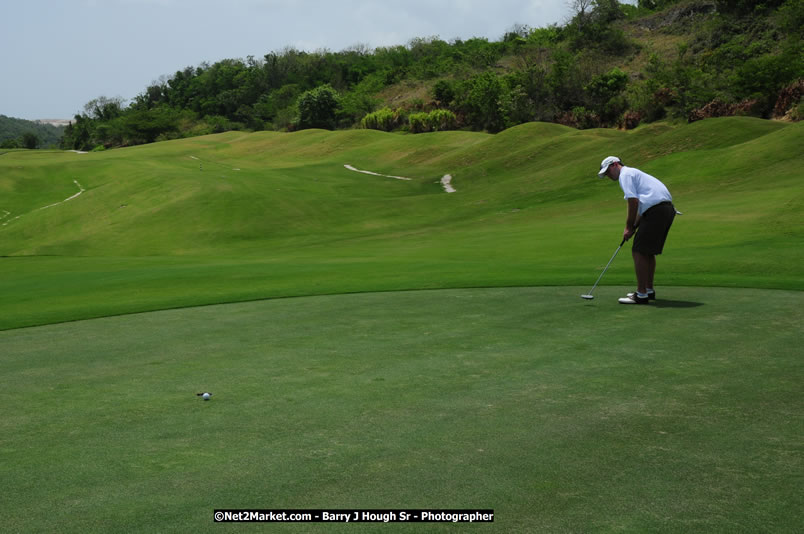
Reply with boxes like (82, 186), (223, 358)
(1, 0), (575, 121)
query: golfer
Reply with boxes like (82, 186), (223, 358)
(598, 156), (676, 304)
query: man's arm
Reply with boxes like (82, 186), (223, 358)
(624, 197), (639, 241)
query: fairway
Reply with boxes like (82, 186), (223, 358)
(1, 286), (801, 532)
(1, 119), (803, 331)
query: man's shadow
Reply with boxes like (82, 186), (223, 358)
(653, 299), (704, 308)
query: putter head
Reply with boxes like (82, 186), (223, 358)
(580, 294), (595, 300)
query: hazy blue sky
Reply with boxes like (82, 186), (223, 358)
(1, 0), (574, 120)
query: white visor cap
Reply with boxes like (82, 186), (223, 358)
(598, 156), (621, 178)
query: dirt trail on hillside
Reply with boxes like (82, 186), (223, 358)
(344, 164), (456, 193)
(1, 180), (85, 228)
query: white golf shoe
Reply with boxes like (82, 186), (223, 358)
(619, 293), (650, 305)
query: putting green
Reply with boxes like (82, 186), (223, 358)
(1, 286), (800, 533)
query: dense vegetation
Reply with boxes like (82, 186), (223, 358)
(0, 116), (66, 149)
(60, 0), (802, 150)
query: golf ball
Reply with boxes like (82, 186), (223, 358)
(202, 392), (211, 400)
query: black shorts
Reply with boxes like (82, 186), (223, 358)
(633, 202), (675, 255)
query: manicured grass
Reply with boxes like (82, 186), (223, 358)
(1, 286), (801, 532)
(0, 118), (801, 329)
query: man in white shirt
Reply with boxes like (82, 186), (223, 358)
(598, 156), (676, 304)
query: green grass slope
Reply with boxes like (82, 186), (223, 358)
(0, 118), (801, 329)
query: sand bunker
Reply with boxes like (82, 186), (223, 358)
(441, 174), (456, 193)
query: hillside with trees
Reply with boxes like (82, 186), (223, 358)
(0, 116), (66, 149)
(61, 0), (802, 150)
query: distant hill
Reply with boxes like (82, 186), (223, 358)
(0, 115), (66, 148)
(35, 119), (73, 128)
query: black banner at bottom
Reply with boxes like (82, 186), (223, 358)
(214, 509), (494, 523)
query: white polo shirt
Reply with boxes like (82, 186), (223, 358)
(618, 166), (672, 215)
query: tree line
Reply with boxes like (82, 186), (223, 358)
(0, 116), (65, 149)
(62, 0), (802, 151)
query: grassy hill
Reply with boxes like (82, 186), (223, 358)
(0, 117), (801, 330)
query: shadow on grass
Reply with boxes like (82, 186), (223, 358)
(654, 299), (705, 308)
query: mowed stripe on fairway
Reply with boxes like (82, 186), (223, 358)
(0, 286), (801, 533)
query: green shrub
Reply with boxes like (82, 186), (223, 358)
(407, 110), (458, 133)
(361, 107), (402, 131)
(571, 106), (601, 129)
(205, 115), (235, 134)
(427, 109), (457, 131)
(408, 112), (430, 133)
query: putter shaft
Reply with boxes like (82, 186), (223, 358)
(583, 238), (625, 297)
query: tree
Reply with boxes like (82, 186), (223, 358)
(507, 66), (554, 121)
(567, 0), (631, 53)
(568, 0), (595, 32)
(432, 79), (455, 106)
(585, 67), (629, 123)
(14, 133), (39, 149)
(296, 84), (340, 130)
(457, 72), (510, 132)
(84, 96), (124, 121)
(61, 115), (94, 151)
(569, 0), (595, 17)
(119, 106), (180, 144)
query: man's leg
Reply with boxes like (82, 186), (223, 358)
(633, 250), (652, 294)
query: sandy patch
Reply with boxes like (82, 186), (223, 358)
(441, 174), (456, 193)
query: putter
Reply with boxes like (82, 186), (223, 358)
(581, 238), (626, 300)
